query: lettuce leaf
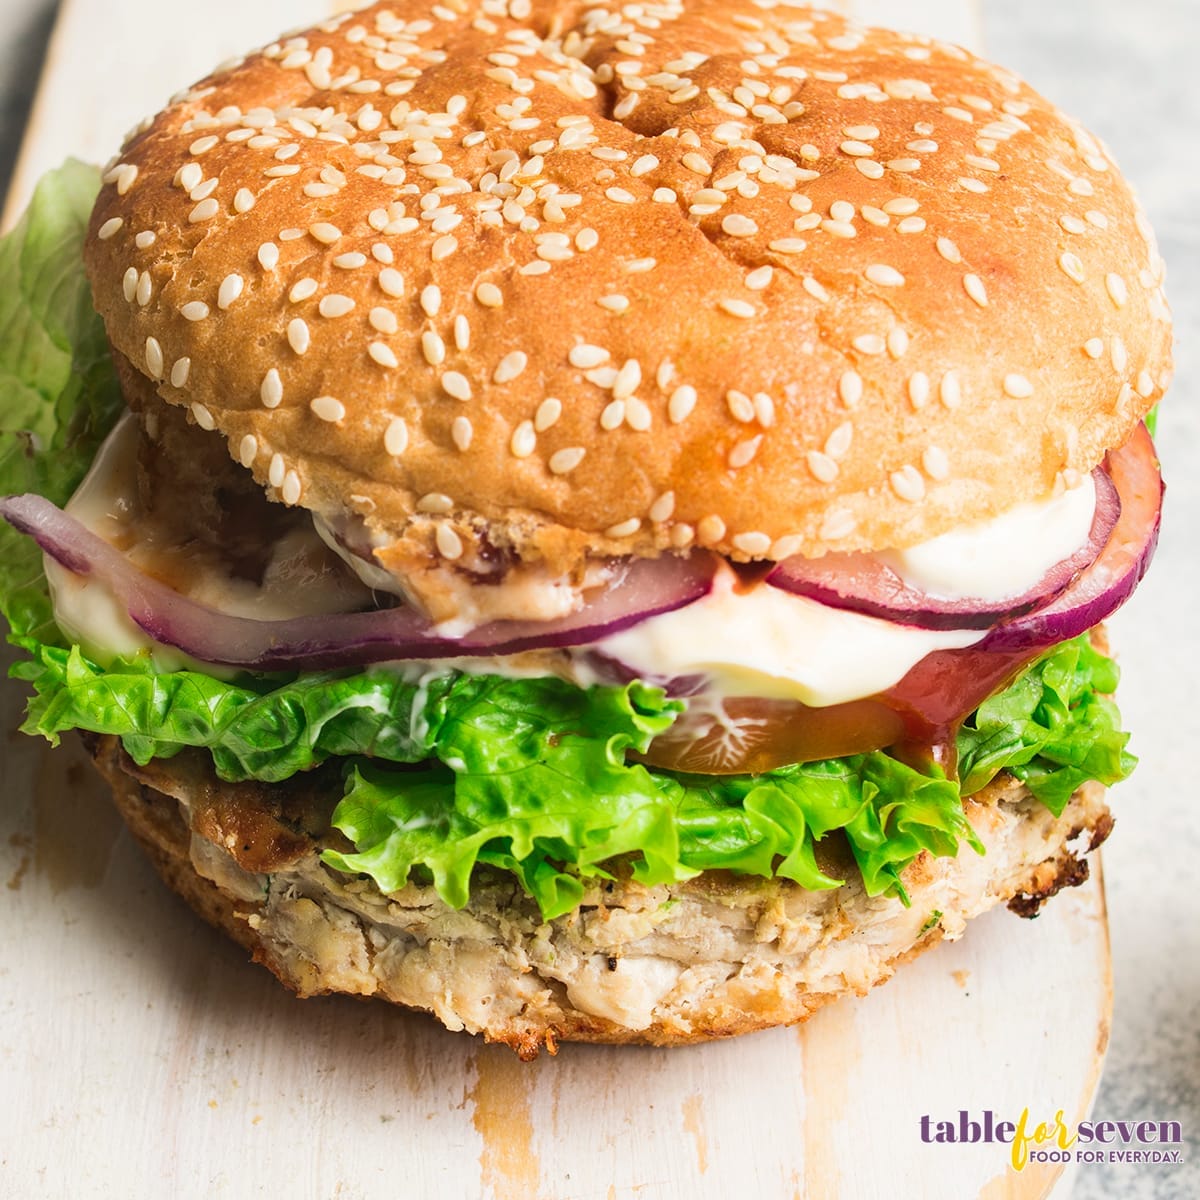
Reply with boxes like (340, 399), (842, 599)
(0, 161), (124, 647)
(957, 635), (1135, 815)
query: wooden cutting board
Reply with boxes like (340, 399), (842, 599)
(0, 2), (1108, 1197)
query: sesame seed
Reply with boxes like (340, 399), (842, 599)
(1060, 214), (1087, 235)
(940, 371), (963, 409)
(727, 390), (755, 422)
(575, 227), (600, 252)
(475, 282), (503, 308)
(135, 231), (156, 249)
(442, 371), (471, 401)
(745, 266), (773, 290)
(189, 198), (219, 223)
(722, 214), (759, 238)
(1058, 253), (1086, 285)
(418, 494), (453, 516)
(963, 274), (989, 307)
(822, 220), (857, 239)
(606, 518), (642, 539)
(729, 435), (762, 468)
(936, 237), (962, 264)
(234, 188), (255, 214)
(908, 372), (931, 409)
(170, 357), (191, 389)
(624, 398), (652, 432)
(1137, 370), (1156, 397)
(600, 400), (625, 431)
(697, 515), (726, 545)
(923, 446), (950, 481)
(865, 264), (905, 288)
(268, 454), (285, 489)
(218, 274), (244, 310)
(258, 242), (279, 270)
(887, 328), (910, 359)
(605, 187), (636, 204)
(852, 334), (885, 356)
(420, 285), (442, 317)
(732, 532), (771, 556)
(1106, 274), (1129, 308)
(820, 510), (857, 541)
(334, 252), (368, 269)
(549, 446), (586, 475)
(98, 217), (123, 240)
(897, 216), (926, 234)
(454, 315), (470, 351)
(669, 385), (697, 424)
(145, 337), (164, 379)
(649, 492), (676, 523)
(719, 298), (756, 319)
(807, 451), (838, 482)
(570, 344), (609, 369)
(181, 301), (210, 322)
(310, 395), (345, 423)
(384, 418), (408, 457)
(1111, 336), (1128, 373)
(839, 370), (864, 408)
(451, 416), (473, 451)
(1084, 338), (1105, 359)
(290, 279), (319, 304)
(825, 421), (853, 460)
(435, 526), (464, 561)
(372, 268), (403, 298)
(287, 319), (310, 355)
(510, 420), (536, 458)
(494, 351), (528, 383)
(415, 331), (443, 366)
(238, 435), (257, 468)
(261, 369), (283, 408)
(613, 359), (641, 398)
(309, 223), (342, 245)
(682, 152), (711, 176)
(281, 471), (302, 506)
(432, 235), (458, 262)
(598, 294), (629, 313)
(890, 466), (926, 502)
(1004, 373), (1034, 398)
(188, 401), (213, 432)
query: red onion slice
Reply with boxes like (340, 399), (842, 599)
(0, 493), (717, 670)
(979, 423), (1161, 651)
(765, 468), (1121, 630)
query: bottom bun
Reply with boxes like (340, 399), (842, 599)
(87, 734), (1112, 1057)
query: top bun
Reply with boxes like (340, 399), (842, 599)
(85, 0), (1171, 575)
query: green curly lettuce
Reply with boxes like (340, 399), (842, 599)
(0, 160), (124, 647)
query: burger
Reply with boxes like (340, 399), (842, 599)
(0, 0), (1169, 1057)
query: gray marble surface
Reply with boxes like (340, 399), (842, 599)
(0, 1), (1195, 1197)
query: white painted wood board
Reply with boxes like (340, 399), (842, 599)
(0, 2), (1102, 1198)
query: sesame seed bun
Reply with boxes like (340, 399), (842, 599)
(84, 0), (1171, 574)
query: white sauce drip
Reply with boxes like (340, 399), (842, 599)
(880, 474), (1097, 601)
(595, 565), (984, 707)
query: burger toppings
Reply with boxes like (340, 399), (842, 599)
(0, 0), (1166, 946)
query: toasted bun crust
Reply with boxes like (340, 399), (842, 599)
(90, 733), (1111, 1054)
(85, 0), (1170, 571)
